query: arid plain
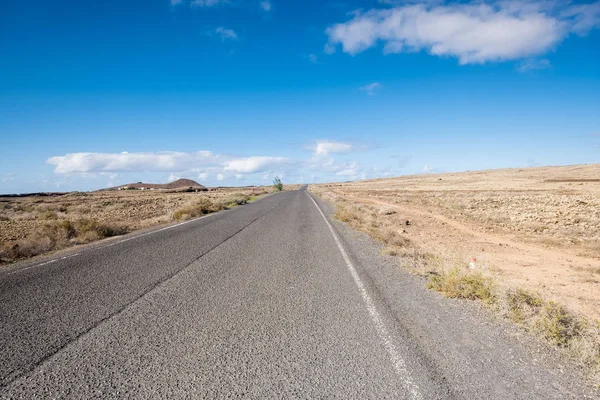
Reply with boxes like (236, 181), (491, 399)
(311, 164), (600, 321)
(0, 186), (276, 264)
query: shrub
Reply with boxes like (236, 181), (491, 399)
(273, 176), (283, 192)
(72, 219), (127, 240)
(427, 267), (496, 304)
(334, 203), (364, 226)
(38, 210), (58, 220)
(536, 301), (584, 347)
(506, 288), (543, 324)
(172, 197), (222, 221)
(374, 226), (410, 248)
(221, 193), (250, 208)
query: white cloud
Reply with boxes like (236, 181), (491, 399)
(223, 156), (288, 173)
(325, 1), (600, 64)
(1, 173), (15, 183)
(308, 54), (318, 63)
(422, 164), (442, 174)
(168, 173), (181, 182)
(106, 173), (120, 188)
(48, 151), (219, 174)
(47, 151), (289, 177)
(303, 139), (373, 180)
(260, 0), (272, 12)
(191, 0), (226, 7)
(308, 140), (353, 156)
(215, 27), (238, 41)
(360, 82), (382, 95)
(170, 0), (182, 5)
(43, 140), (387, 188)
(517, 58), (551, 72)
(335, 161), (360, 176)
(560, 1), (600, 35)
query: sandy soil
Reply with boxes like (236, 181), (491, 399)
(311, 164), (600, 321)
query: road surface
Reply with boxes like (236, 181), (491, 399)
(0, 188), (596, 398)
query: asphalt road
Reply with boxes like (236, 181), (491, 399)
(0, 188), (596, 399)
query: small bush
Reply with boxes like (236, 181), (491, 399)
(504, 289), (587, 348)
(16, 204), (35, 213)
(334, 206), (354, 223)
(172, 209), (190, 221)
(427, 267), (496, 304)
(374, 226), (410, 248)
(334, 204), (364, 226)
(273, 176), (283, 192)
(536, 301), (584, 347)
(506, 288), (544, 324)
(38, 210), (58, 220)
(172, 197), (223, 221)
(221, 193), (250, 208)
(382, 246), (401, 256)
(72, 219), (127, 240)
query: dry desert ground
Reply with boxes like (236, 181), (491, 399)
(310, 164), (600, 321)
(0, 186), (277, 264)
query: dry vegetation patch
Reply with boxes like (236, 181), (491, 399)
(427, 268), (496, 304)
(0, 187), (271, 264)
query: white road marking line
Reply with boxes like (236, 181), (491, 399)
(6, 212), (218, 276)
(307, 192), (423, 400)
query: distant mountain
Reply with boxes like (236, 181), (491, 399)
(107, 179), (207, 191)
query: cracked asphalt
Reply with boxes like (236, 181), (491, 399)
(0, 187), (597, 399)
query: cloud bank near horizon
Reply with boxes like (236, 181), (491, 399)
(45, 140), (381, 186)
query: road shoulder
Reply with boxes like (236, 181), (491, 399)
(310, 193), (599, 399)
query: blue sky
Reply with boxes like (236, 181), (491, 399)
(1, 0), (599, 193)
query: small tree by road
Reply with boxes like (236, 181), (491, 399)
(273, 177), (283, 192)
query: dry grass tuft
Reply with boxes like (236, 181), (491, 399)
(172, 193), (253, 221)
(506, 288), (544, 324)
(504, 288), (585, 346)
(222, 193), (250, 207)
(334, 202), (411, 251)
(502, 287), (600, 382)
(172, 197), (223, 221)
(427, 267), (496, 304)
(334, 202), (364, 225)
(536, 301), (584, 347)
(0, 219), (128, 262)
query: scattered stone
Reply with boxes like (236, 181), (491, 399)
(379, 206), (396, 216)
